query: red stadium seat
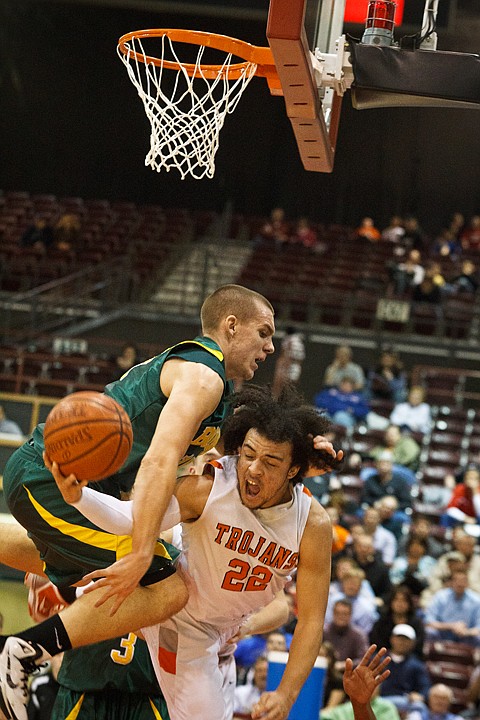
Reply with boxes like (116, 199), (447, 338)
(424, 640), (476, 666)
(427, 660), (471, 689)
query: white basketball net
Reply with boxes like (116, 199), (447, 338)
(118, 35), (258, 180)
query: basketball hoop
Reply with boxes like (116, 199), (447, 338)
(117, 29), (279, 180)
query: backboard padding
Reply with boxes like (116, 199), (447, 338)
(267, 0), (338, 172)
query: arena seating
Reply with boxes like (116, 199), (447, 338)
(0, 190), (210, 300)
(235, 217), (480, 337)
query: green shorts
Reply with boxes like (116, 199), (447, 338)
(51, 687), (169, 720)
(3, 440), (176, 588)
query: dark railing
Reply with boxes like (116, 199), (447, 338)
(0, 259), (131, 341)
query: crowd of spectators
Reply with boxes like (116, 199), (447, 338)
(230, 336), (480, 718)
(4, 201), (480, 719)
(253, 208), (480, 335)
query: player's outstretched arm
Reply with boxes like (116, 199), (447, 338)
(343, 645), (391, 720)
(77, 361), (223, 614)
(252, 501), (332, 720)
(229, 590), (290, 645)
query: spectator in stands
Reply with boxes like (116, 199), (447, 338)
(356, 217), (381, 242)
(370, 586), (425, 660)
(422, 532), (480, 605)
(361, 506), (397, 569)
(382, 216), (405, 245)
(53, 212), (81, 253)
(271, 326), (305, 398)
(314, 377), (370, 429)
(450, 259), (479, 294)
(433, 229), (461, 261)
(412, 264), (443, 308)
(389, 386), (432, 435)
(357, 457), (416, 495)
(398, 514), (445, 559)
(460, 215), (480, 251)
(234, 630), (288, 685)
(325, 567), (379, 635)
(290, 217), (319, 251)
(20, 216), (54, 253)
(389, 537), (437, 598)
(233, 655), (268, 717)
(379, 624), (431, 715)
(326, 504), (352, 557)
(110, 342), (139, 382)
(0, 405), (23, 438)
(420, 550), (469, 609)
(323, 600), (370, 673)
(428, 261), (447, 289)
(331, 557), (376, 604)
(448, 212), (465, 241)
(453, 532), (480, 586)
(361, 451), (413, 518)
(370, 424), (421, 471)
(322, 684), (401, 720)
(255, 206), (290, 251)
(441, 464), (480, 530)
(366, 349), (407, 404)
(406, 683), (464, 720)
(375, 496), (404, 542)
(318, 641), (346, 710)
(424, 569), (480, 645)
(402, 217), (426, 252)
(390, 249), (425, 296)
(324, 345), (366, 390)
(349, 531), (392, 601)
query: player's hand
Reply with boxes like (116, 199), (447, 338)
(343, 645), (391, 705)
(304, 435), (344, 477)
(43, 451), (88, 504)
(251, 690), (292, 720)
(82, 552), (152, 615)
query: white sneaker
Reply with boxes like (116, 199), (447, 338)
(0, 636), (45, 720)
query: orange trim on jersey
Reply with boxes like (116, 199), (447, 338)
(203, 459), (224, 477)
(302, 485), (312, 497)
(158, 646), (177, 675)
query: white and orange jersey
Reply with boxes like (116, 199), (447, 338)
(177, 455), (312, 629)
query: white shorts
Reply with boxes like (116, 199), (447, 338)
(142, 610), (238, 720)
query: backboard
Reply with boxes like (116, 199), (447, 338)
(266, 0), (348, 173)
(266, 0), (479, 172)
(117, 0), (479, 179)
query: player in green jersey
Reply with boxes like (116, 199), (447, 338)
(3, 284), (275, 613)
(52, 635), (168, 720)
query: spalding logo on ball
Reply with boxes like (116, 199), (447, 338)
(44, 391), (133, 482)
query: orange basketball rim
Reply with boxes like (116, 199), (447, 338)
(117, 28), (281, 93)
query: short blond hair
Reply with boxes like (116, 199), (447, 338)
(200, 284), (273, 333)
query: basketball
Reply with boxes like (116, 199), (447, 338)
(44, 391), (133, 482)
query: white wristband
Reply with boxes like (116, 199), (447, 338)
(73, 488), (133, 535)
(72, 487), (182, 535)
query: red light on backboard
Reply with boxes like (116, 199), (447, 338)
(344, 0), (404, 25)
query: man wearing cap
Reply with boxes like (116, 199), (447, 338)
(379, 624), (431, 715)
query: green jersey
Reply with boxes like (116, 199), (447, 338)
(58, 635), (159, 695)
(30, 336), (234, 497)
(53, 636), (169, 719)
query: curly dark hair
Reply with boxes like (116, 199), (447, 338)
(222, 384), (342, 483)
